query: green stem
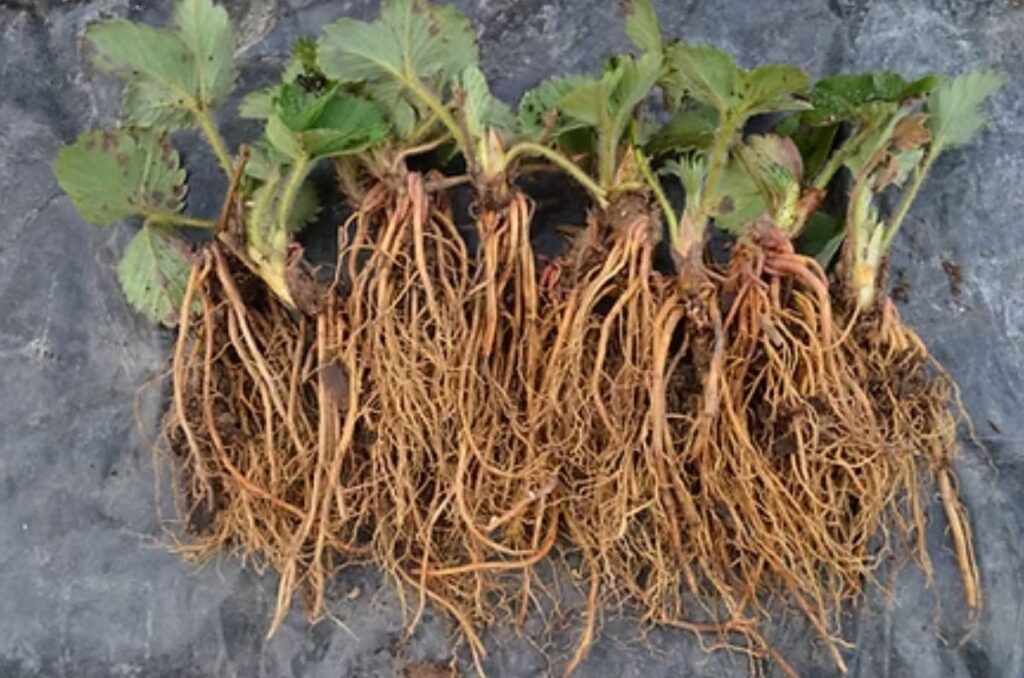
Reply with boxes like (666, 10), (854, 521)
(407, 109), (441, 145)
(636, 153), (679, 248)
(506, 142), (608, 207)
(145, 212), (217, 229)
(881, 145), (939, 250)
(812, 123), (872, 191)
(193, 107), (234, 177)
(407, 76), (469, 162)
(278, 154), (313, 232)
(695, 114), (739, 227)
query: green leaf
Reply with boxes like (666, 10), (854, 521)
(284, 37), (320, 82)
(557, 52), (660, 185)
(796, 211), (844, 268)
(84, 0), (236, 128)
(518, 74), (591, 140)
(318, 0), (478, 134)
(266, 115), (306, 161)
(805, 70), (938, 125)
(739, 64), (810, 115)
(661, 154), (706, 206)
(622, 0), (662, 54)
(266, 89), (388, 160)
(289, 181), (321, 232)
(54, 129), (186, 225)
(927, 69), (1005, 150)
(298, 95), (389, 158)
(276, 82), (335, 131)
(645, 103), (717, 155)
(84, 21), (196, 127)
(663, 43), (737, 112)
(663, 44), (806, 118)
(713, 155), (767, 234)
(460, 65), (514, 141)
(238, 87), (278, 119)
(172, 0), (236, 110)
(116, 224), (194, 326)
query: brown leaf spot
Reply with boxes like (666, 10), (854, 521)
(115, 153), (130, 166)
(101, 131), (118, 152)
(718, 196), (734, 214)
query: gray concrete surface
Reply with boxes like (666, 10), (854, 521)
(1, 0), (1022, 675)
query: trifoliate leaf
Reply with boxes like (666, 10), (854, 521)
(84, 0), (236, 128)
(622, 0), (662, 55)
(645, 104), (717, 155)
(172, 0), (236, 110)
(927, 69), (1005, 150)
(318, 0), (478, 134)
(54, 129), (186, 225)
(116, 224), (194, 326)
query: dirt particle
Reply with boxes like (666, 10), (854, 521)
(941, 257), (963, 300)
(891, 268), (910, 304)
(402, 661), (456, 678)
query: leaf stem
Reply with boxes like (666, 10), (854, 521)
(193, 107), (234, 177)
(278, 154), (313, 232)
(692, 113), (738, 229)
(505, 142), (608, 208)
(637, 152), (679, 248)
(406, 76), (469, 162)
(144, 212), (217, 229)
(812, 123), (872, 191)
(881, 144), (939, 249)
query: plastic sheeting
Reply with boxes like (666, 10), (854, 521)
(1, 1), (1022, 676)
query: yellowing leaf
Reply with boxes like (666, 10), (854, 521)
(54, 129), (186, 225)
(116, 225), (195, 326)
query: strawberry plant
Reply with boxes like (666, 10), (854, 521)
(53, 0), (1004, 675)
